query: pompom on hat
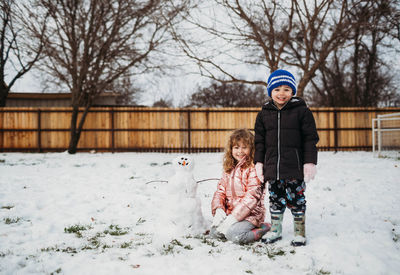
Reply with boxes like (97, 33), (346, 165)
(267, 69), (297, 97)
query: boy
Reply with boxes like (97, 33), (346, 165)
(254, 69), (319, 246)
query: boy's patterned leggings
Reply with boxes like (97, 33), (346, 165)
(268, 179), (306, 214)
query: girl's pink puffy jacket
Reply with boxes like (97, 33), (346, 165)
(211, 160), (266, 227)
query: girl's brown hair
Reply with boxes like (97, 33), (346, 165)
(223, 128), (255, 173)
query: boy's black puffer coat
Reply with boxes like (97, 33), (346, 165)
(254, 97), (319, 181)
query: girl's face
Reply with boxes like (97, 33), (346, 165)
(271, 85), (293, 109)
(232, 141), (250, 162)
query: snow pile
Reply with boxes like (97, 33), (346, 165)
(0, 152), (399, 274)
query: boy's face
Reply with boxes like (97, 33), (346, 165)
(271, 85), (293, 109)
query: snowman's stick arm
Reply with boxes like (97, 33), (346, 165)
(145, 180), (168, 184)
(144, 178), (220, 184)
(196, 178), (220, 184)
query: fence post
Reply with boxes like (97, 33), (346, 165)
(111, 108), (115, 153)
(187, 109), (191, 153)
(333, 109), (338, 152)
(37, 109), (42, 153)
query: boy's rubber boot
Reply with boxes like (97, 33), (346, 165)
(261, 212), (283, 244)
(291, 212), (306, 246)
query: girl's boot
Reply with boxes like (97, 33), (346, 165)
(251, 222), (271, 241)
(261, 211), (283, 243)
(291, 212), (306, 246)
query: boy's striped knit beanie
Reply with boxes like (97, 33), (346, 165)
(267, 69), (297, 97)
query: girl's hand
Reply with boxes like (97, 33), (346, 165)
(216, 215), (238, 236)
(212, 208), (226, 227)
(255, 162), (264, 183)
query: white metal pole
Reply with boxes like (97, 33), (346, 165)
(377, 116), (382, 156)
(372, 118), (376, 154)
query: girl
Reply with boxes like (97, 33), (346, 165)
(210, 128), (270, 244)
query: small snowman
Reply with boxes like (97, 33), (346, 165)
(164, 155), (207, 234)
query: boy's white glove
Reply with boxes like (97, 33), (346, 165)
(216, 214), (238, 236)
(255, 162), (264, 183)
(212, 208), (226, 227)
(303, 163), (317, 183)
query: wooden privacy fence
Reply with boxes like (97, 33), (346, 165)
(1, 107), (400, 152)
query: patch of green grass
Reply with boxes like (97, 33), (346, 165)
(4, 217), (21, 224)
(41, 246), (58, 252)
(120, 241), (132, 249)
(191, 235), (219, 247)
(268, 248), (285, 258)
(161, 243), (175, 255)
(378, 155), (400, 161)
(316, 269), (331, 275)
(161, 239), (194, 255)
(136, 217), (146, 225)
(64, 224), (91, 238)
(161, 239), (183, 255)
(245, 271), (253, 274)
(104, 224), (129, 236)
(0, 159), (5, 163)
(242, 243), (289, 258)
(392, 229), (399, 242)
(1, 205), (14, 210)
(250, 245), (286, 259)
(41, 245), (78, 254)
(61, 247), (77, 254)
(54, 223), (136, 253)
(50, 268), (62, 275)
(88, 236), (101, 248)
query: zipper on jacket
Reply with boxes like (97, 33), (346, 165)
(271, 101), (289, 181)
(295, 149), (300, 171)
(277, 111), (281, 180)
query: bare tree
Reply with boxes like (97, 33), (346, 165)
(103, 74), (142, 106)
(0, 0), (46, 107)
(308, 0), (400, 107)
(187, 81), (268, 107)
(173, 0), (359, 97)
(153, 98), (173, 107)
(31, 0), (191, 153)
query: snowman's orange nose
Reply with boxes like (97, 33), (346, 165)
(182, 161), (186, 166)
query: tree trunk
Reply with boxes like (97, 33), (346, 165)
(67, 104), (91, 154)
(0, 82), (9, 107)
(68, 106), (80, 154)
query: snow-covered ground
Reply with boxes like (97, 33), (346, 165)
(1, 151), (399, 275)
